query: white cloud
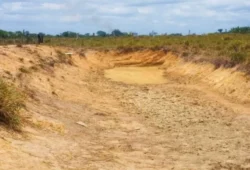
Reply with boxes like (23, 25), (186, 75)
(203, 0), (250, 6)
(60, 14), (82, 22)
(41, 3), (66, 10)
(98, 5), (134, 15)
(137, 7), (154, 14)
(2, 2), (24, 11)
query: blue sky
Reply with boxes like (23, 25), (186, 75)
(0, 0), (250, 35)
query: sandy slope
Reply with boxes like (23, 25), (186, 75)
(0, 45), (250, 169)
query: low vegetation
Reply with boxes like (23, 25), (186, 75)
(0, 78), (25, 130)
(47, 34), (250, 69)
(1, 26), (250, 71)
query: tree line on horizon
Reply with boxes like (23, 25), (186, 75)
(0, 26), (250, 39)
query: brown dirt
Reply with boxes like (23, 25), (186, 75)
(105, 66), (167, 85)
(0, 45), (250, 170)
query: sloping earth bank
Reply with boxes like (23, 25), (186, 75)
(0, 45), (250, 170)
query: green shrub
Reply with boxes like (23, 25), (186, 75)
(0, 79), (25, 129)
(228, 41), (243, 52)
(230, 52), (247, 64)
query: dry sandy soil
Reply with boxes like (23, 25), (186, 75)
(0, 45), (250, 170)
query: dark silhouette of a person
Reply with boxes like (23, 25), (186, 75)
(38, 33), (44, 44)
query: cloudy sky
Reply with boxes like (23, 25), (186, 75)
(0, 0), (250, 35)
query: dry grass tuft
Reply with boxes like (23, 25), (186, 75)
(0, 78), (25, 130)
(16, 44), (23, 48)
(19, 66), (31, 74)
(56, 50), (74, 65)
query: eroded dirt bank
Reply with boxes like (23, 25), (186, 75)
(0, 45), (250, 170)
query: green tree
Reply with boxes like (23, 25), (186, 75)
(111, 29), (124, 36)
(84, 33), (90, 37)
(97, 30), (107, 37)
(61, 31), (78, 37)
(15, 31), (23, 38)
(218, 29), (223, 33)
(229, 26), (250, 33)
(0, 30), (8, 38)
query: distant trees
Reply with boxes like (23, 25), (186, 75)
(90, 29), (128, 36)
(1, 25), (250, 38)
(149, 31), (157, 36)
(0, 29), (35, 39)
(59, 29), (130, 37)
(129, 32), (138, 36)
(218, 29), (223, 33)
(61, 31), (78, 37)
(84, 33), (90, 37)
(111, 29), (124, 36)
(0, 29), (41, 39)
(97, 30), (107, 37)
(0, 30), (8, 38)
(3, 25), (250, 41)
(96, 30), (138, 37)
(15, 31), (23, 38)
(0, 28), (132, 38)
(0, 29), (39, 44)
(169, 33), (182, 36)
(215, 27), (250, 34)
(59, 31), (99, 37)
(229, 27), (250, 33)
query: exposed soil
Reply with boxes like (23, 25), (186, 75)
(0, 45), (250, 170)
(105, 66), (167, 85)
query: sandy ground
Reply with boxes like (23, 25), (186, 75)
(0, 46), (250, 170)
(105, 66), (167, 84)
